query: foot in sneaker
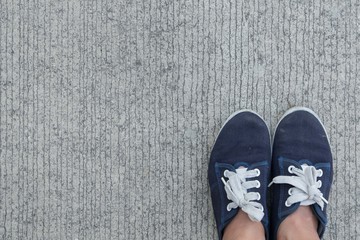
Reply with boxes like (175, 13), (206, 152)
(208, 110), (271, 239)
(270, 107), (333, 240)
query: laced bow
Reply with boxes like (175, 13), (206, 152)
(221, 168), (264, 222)
(269, 164), (328, 210)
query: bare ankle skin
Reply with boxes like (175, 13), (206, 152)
(277, 206), (320, 240)
(223, 210), (265, 240)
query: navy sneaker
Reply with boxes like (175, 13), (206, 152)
(208, 110), (271, 240)
(270, 107), (333, 239)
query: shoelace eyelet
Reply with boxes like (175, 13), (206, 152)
(288, 188), (293, 196)
(288, 165), (294, 174)
(257, 193), (261, 200)
(285, 200), (291, 207)
(318, 169), (323, 177)
(254, 168), (260, 177)
(255, 180), (261, 188)
(318, 180), (322, 188)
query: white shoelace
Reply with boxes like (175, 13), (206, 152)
(269, 164), (328, 210)
(221, 167), (264, 222)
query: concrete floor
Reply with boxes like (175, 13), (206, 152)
(0, 0), (359, 239)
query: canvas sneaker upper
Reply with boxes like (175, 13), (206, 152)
(209, 110), (271, 239)
(270, 107), (333, 240)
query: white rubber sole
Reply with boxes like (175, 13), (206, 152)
(273, 106), (330, 145)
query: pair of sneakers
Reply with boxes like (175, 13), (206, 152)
(208, 107), (333, 240)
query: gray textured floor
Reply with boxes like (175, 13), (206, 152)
(0, 0), (359, 239)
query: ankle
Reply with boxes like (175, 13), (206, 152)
(223, 210), (265, 240)
(278, 220), (319, 240)
(277, 206), (319, 240)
